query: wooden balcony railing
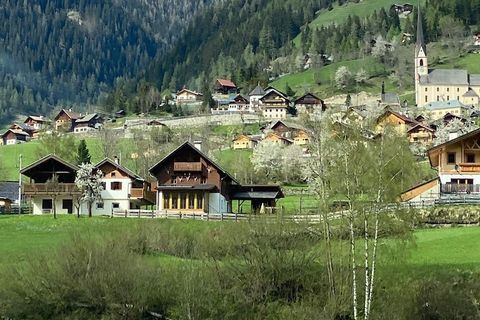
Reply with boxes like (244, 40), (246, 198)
(441, 184), (480, 194)
(458, 163), (480, 173)
(130, 187), (156, 204)
(174, 162), (202, 172)
(22, 183), (81, 194)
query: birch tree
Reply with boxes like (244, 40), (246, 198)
(75, 163), (103, 217)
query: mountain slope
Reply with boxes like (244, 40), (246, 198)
(0, 0), (216, 123)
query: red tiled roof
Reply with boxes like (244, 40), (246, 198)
(216, 79), (236, 88)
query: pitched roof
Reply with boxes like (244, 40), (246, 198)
(177, 88), (203, 96)
(216, 79), (236, 88)
(266, 119), (307, 131)
(2, 129), (29, 138)
(95, 158), (144, 182)
(25, 116), (48, 123)
(469, 75), (480, 86)
(294, 93), (324, 105)
(428, 128), (480, 153)
(421, 69), (469, 85)
(149, 141), (239, 184)
(75, 113), (100, 123)
(407, 123), (435, 133)
(463, 88), (479, 98)
(425, 99), (466, 110)
(54, 109), (81, 121)
(249, 85), (266, 97)
(377, 110), (417, 125)
(20, 154), (79, 175)
(10, 123), (34, 132)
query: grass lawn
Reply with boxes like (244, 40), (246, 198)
(270, 57), (405, 98)
(409, 227), (480, 269)
(436, 53), (480, 74)
(0, 215), (479, 272)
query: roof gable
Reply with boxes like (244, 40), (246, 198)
(96, 158), (144, 181)
(54, 109), (81, 121)
(149, 142), (239, 184)
(216, 79), (236, 88)
(21, 154), (78, 177)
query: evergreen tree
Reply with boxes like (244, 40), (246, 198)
(76, 140), (91, 165)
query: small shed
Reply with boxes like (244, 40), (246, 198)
(231, 185), (284, 213)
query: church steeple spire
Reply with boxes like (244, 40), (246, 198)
(416, 5), (426, 56)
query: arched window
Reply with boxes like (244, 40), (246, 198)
(419, 59), (424, 67)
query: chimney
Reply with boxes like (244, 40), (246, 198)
(113, 156), (120, 165)
(193, 140), (202, 151)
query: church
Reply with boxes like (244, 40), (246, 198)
(414, 8), (480, 111)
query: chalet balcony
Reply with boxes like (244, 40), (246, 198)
(130, 187), (156, 204)
(441, 184), (480, 194)
(458, 163), (480, 173)
(174, 162), (202, 172)
(22, 183), (81, 195)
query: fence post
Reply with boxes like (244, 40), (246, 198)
(111, 207), (113, 218)
(235, 211), (238, 221)
(138, 210), (140, 218)
(221, 211), (224, 221)
(124, 209), (127, 218)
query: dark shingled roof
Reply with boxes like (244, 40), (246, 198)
(463, 89), (479, 98)
(416, 6), (426, 56)
(249, 85), (266, 97)
(420, 69), (469, 85)
(470, 75), (480, 86)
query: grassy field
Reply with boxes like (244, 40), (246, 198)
(270, 56), (407, 98)
(436, 53), (480, 74)
(0, 215), (479, 270)
(292, 0), (415, 46)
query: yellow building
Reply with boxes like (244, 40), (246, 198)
(293, 131), (310, 146)
(263, 133), (293, 146)
(415, 7), (480, 108)
(232, 135), (259, 149)
(375, 110), (417, 134)
(407, 123), (435, 145)
(424, 100), (469, 120)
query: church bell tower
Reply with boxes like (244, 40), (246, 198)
(415, 5), (428, 106)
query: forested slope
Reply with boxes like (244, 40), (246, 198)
(0, 0), (216, 123)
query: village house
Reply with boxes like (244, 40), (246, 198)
(176, 87), (203, 104)
(263, 133), (293, 146)
(249, 84), (266, 108)
(424, 100), (469, 120)
(232, 134), (260, 150)
(73, 113), (103, 133)
(9, 123), (37, 138)
(293, 130), (310, 146)
(262, 119), (308, 139)
(0, 181), (19, 212)
(294, 93), (326, 114)
(391, 3), (413, 14)
(228, 94), (253, 113)
(407, 123), (435, 145)
(214, 79), (238, 95)
(260, 88), (290, 119)
(21, 155), (81, 215)
(401, 128), (480, 203)
(24, 116), (49, 131)
(1, 129), (30, 145)
(415, 8), (480, 108)
(375, 110), (418, 134)
(149, 141), (283, 214)
(54, 109), (81, 131)
(95, 158), (155, 214)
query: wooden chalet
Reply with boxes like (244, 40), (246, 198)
(24, 116), (49, 130)
(262, 120), (307, 139)
(407, 123), (435, 145)
(214, 79), (238, 95)
(21, 154), (81, 215)
(402, 128), (480, 203)
(375, 110), (418, 134)
(176, 87), (203, 104)
(263, 133), (293, 146)
(228, 94), (252, 113)
(73, 113), (103, 133)
(294, 93), (326, 113)
(232, 134), (260, 150)
(9, 123), (36, 138)
(293, 131), (310, 146)
(1, 129), (30, 145)
(149, 142), (283, 214)
(54, 109), (81, 131)
(260, 89), (290, 119)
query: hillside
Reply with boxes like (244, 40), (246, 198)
(0, 0), (217, 124)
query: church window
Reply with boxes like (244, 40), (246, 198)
(457, 88), (460, 92)
(425, 88), (428, 92)
(437, 96), (440, 101)
(447, 88), (450, 92)
(420, 59), (424, 67)
(436, 87), (439, 92)
(447, 96), (450, 100)
(425, 96), (428, 102)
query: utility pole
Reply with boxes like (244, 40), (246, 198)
(18, 154), (22, 214)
